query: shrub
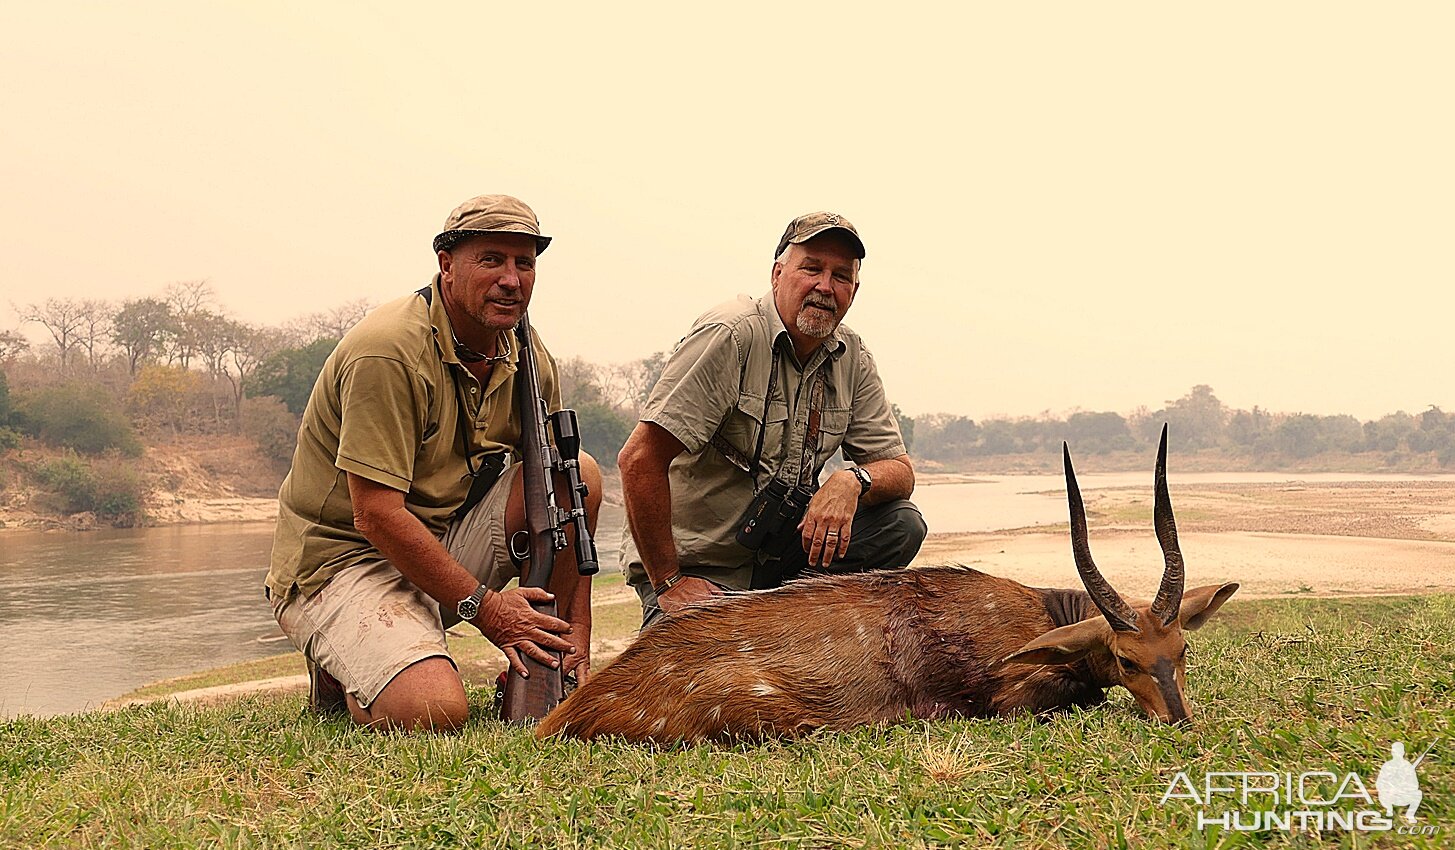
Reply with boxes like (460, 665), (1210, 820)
(30, 452), (147, 525)
(0, 369), (12, 426)
(89, 456), (146, 525)
(31, 453), (96, 514)
(127, 365), (207, 436)
(242, 395), (299, 464)
(13, 382), (142, 456)
(0, 427), (20, 451)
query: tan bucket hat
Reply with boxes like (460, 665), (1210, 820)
(774, 211), (865, 260)
(432, 194), (552, 254)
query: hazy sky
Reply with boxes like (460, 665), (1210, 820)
(2, 3), (1450, 421)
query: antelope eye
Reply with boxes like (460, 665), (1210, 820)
(1117, 656), (1137, 673)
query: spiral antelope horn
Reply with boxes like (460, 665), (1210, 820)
(1063, 443), (1139, 632)
(1148, 424), (1185, 625)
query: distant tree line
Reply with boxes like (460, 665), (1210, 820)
(907, 384), (1455, 467)
(4, 284), (1454, 528)
(0, 284), (675, 524)
(2, 281), (375, 462)
(0, 282), (381, 524)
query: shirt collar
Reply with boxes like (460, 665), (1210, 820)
(425, 274), (519, 375)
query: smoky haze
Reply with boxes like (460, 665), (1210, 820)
(1, 3), (1450, 422)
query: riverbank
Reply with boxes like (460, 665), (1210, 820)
(920, 477), (1455, 598)
(0, 435), (285, 532)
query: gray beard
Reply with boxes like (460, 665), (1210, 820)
(796, 304), (839, 338)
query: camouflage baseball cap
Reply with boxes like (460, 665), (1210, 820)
(774, 211), (865, 260)
(432, 194), (552, 254)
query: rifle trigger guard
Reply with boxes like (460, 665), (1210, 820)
(508, 530), (530, 567)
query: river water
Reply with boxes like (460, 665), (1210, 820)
(4, 471), (1453, 718)
(0, 524), (281, 718)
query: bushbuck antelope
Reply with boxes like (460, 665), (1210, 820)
(538, 426), (1238, 743)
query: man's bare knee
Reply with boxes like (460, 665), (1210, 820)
(559, 450), (604, 526)
(355, 657), (470, 733)
(578, 451), (603, 505)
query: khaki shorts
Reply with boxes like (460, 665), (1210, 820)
(271, 463), (520, 708)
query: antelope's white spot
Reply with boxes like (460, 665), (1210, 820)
(709, 704), (722, 720)
(684, 680), (697, 694)
(855, 624), (868, 640)
(651, 718), (666, 733)
(738, 643), (755, 653)
(983, 602), (997, 611)
(752, 682), (777, 696)
(633, 708), (646, 722)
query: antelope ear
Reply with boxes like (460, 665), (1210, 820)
(1178, 583), (1239, 631)
(1002, 618), (1108, 667)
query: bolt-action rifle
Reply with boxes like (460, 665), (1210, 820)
(501, 311), (599, 722)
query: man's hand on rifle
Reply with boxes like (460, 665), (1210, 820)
(474, 587), (573, 677)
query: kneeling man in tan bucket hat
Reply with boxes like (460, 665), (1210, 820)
(265, 194), (600, 731)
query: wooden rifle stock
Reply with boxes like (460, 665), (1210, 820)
(502, 313), (566, 722)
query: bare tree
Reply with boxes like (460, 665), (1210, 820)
(226, 324), (287, 424)
(16, 297), (87, 372)
(283, 298), (374, 345)
(0, 329), (29, 362)
(193, 312), (237, 380)
(556, 356), (607, 408)
(608, 352), (668, 418)
(313, 298), (374, 340)
(556, 352), (669, 418)
(75, 298), (114, 371)
(165, 279), (216, 316)
(193, 312), (243, 428)
(164, 280), (217, 368)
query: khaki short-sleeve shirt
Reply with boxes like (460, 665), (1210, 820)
(265, 275), (560, 600)
(621, 292), (906, 590)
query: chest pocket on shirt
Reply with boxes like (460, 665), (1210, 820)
(715, 392), (789, 474)
(816, 408), (851, 468)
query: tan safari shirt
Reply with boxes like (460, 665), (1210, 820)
(621, 292), (906, 590)
(265, 275), (560, 601)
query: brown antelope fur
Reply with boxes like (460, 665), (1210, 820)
(537, 425), (1238, 743)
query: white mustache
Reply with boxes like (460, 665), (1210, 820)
(802, 298), (835, 312)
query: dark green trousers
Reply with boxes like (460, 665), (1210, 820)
(635, 499), (927, 629)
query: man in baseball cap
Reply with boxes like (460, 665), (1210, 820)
(618, 210), (925, 630)
(266, 194), (600, 731)
(773, 211), (866, 261)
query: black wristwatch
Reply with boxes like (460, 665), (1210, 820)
(456, 584), (489, 622)
(653, 572), (686, 598)
(850, 466), (872, 496)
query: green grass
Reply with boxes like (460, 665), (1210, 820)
(5, 596), (1452, 848)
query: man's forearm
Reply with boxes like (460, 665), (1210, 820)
(860, 455), (915, 505)
(622, 467), (682, 587)
(356, 503), (479, 611)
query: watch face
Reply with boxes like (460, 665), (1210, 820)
(458, 597), (480, 621)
